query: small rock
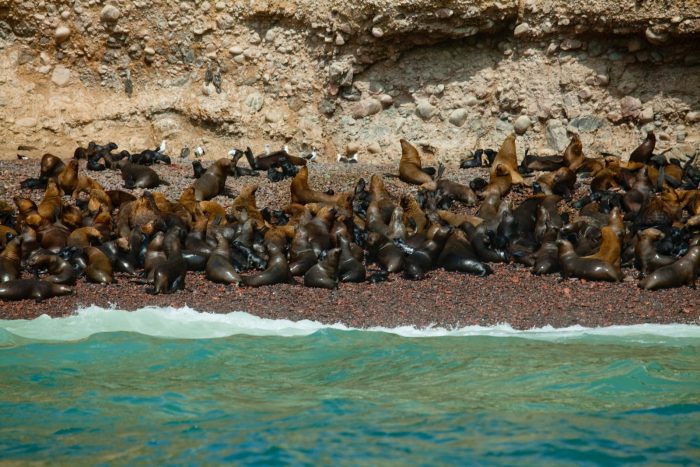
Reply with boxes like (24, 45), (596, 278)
(335, 33), (345, 46)
(100, 5), (121, 23)
(318, 98), (336, 116)
(229, 45), (243, 56)
(619, 96), (642, 119)
(16, 117), (37, 127)
(513, 23), (530, 37)
(202, 82), (215, 96)
(513, 115), (531, 135)
(627, 36), (643, 53)
(639, 107), (654, 124)
(371, 27), (383, 38)
(545, 119), (568, 151)
(346, 142), (361, 154)
(464, 95), (478, 106)
(596, 74), (609, 86)
(367, 142), (381, 154)
(216, 14), (233, 30)
(144, 47), (155, 55)
(685, 111), (700, 123)
(51, 65), (71, 86)
(645, 27), (669, 45)
(378, 94), (393, 107)
(351, 98), (382, 119)
(54, 26), (70, 43)
(448, 109), (468, 127)
(415, 101), (436, 120)
(560, 38), (582, 51)
(264, 109), (284, 123)
(245, 92), (264, 112)
(435, 8), (453, 18)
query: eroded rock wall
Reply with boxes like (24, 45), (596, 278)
(0, 0), (699, 162)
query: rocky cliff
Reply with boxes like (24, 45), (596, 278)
(1, 0), (699, 163)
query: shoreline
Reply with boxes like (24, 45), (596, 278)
(0, 158), (698, 329)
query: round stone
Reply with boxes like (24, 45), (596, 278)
(54, 26), (71, 43)
(513, 115), (531, 135)
(100, 5), (121, 23)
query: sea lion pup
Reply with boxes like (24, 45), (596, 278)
(400, 194), (428, 235)
(638, 245), (700, 290)
(37, 179), (63, 222)
(84, 246), (114, 284)
(290, 166), (345, 205)
(57, 159), (79, 194)
(118, 161), (168, 189)
(289, 226), (318, 276)
(438, 210), (483, 228)
(489, 134), (524, 185)
(193, 158), (232, 201)
(153, 227), (187, 294)
(367, 232), (404, 273)
(0, 280), (73, 302)
(67, 226), (102, 248)
(519, 149), (564, 173)
(72, 174), (105, 199)
(556, 239), (623, 282)
(634, 228), (677, 275)
(26, 251), (77, 285)
(532, 230), (560, 275)
(243, 146), (307, 171)
(561, 135), (604, 174)
(629, 131), (656, 164)
(436, 179), (478, 207)
(304, 248), (340, 289)
(39, 153), (65, 180)
(336, 234), (366, 282)
(398, 139), (440, 190)
(0, 236), (21, 282)
(206, 233), (242, 285)
(229, 185), (264, 228)
(437, 229), (492, 276)
(394, 225), (451, 280)
(241, 243), (291, 287)
(536, 167), (576, 197)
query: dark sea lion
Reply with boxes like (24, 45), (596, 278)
(532, 231), (559, 275)
(37, 179), (63, 222)
(106, 190), (137, 208)
(241, 243), (291, 287)
(304, 248), (340, 289)
(557, 239), (623, 282)
(398, 139), (438, 189)
(367, 232), (404, 273)
(337, 235), (366, 282)
(58, 159), (79, 194)
(436, 179), (478, 206)
(153, 227), (187, 294)
(85, 246), (114, 284)
(520, 150), (564, 172)
(537, 167), (576, 197)
(490, 134), (524, 185)
(634, 228), (677, 275)
(289, 226), (318, 276)
(39, 153), (65, 180)
(26, 251), (77, 285)
(206, 234), (242, 285)
(0, 279), (73, 302)
(120, 162), (168, 189)
(437, 229), (491, 276)
(629, 131), (656, 164)
(638, 246), (699, 290)
(193, 158), (232, 201)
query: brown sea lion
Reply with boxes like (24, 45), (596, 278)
(37, 179), (63, 222)
(289, 226), (318, 276)
(437, 229), (491, 276)
(72, 174), (104, 199)
(401, 194), (428, 235)
(0, 236), (22, 282)
(638, 246), (699, 290)
(39, 153), (65, 180)
(120, 162), (168, 189)
(290, 166), (345, 205)
(26, 251), (77, 285)
(557, 239), (623, 282)
(229, 185), (264, 227)
(0, 279), (73, 302)
(193, 158), (232, 201)
(67, 227), (103, 248)
(436, 179), (478, 206)
(537, 167), (577, 197)
(205, 234), (242, 285)
(367, 232), (404, 273)
(629, 131), (655, 164)
(438, 210), (483, 228)
(85, 246), (114, 284)
(57, 159), (80, 194)
(153, 228), (187, 294)
(241, 243), (291, 287)
(337, 235), (366, 283)
(398, 139), (438, 189)
(490, 134), (524, 185)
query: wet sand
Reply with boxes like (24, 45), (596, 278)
(0, 157), (698, 329)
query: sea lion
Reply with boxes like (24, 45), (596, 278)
(398, 139), (439, 190)
(638, 246), (699, 290)
(556, 239), (623, 282)
(193, 158), (232, 201)
(0, 279), (73, 302)
(57, 159), (80, 194)
(367, 232), (404, 273)
(436, 179), (478, 207)
(304, 248), (340, 289)
(634, 228), (677, 275)
(37, 179), (63, 222)
(489, 134), (524, 185)
(336, 235), (366, 282)
(153, 227), (187, 294)
(206, 234), (242, 285)
(437, 229), (492, 276)
(84, 246), (114, 284)
(241, 243), (291, 287)
(39, 153), (65, 180)
(520, 150), (564, 172)
(26, 251), (77, 285)
(289, 226), (318, 276)
(290, 166), (346, 205)
(629, 131), (656, 164)
(0, 236), (22, 282)
(537, 167), (576, 197)
(119, 162), (168, 189)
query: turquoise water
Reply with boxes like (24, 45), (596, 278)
(1, 308), (700, 464)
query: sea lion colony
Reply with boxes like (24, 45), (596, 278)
(0, 133), (699, 302)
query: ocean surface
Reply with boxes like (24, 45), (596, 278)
(1, 307), (699, 465)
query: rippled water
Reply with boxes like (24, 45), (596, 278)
(1, 307), (699, 464)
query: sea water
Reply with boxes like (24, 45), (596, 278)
(1, 307), (699, 464)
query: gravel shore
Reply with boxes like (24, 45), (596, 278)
(0, 156), (697, 329)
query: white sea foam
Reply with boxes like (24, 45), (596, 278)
(0, 305), (699, 343)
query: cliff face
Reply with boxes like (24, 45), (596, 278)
(0, 0), (699, 163)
